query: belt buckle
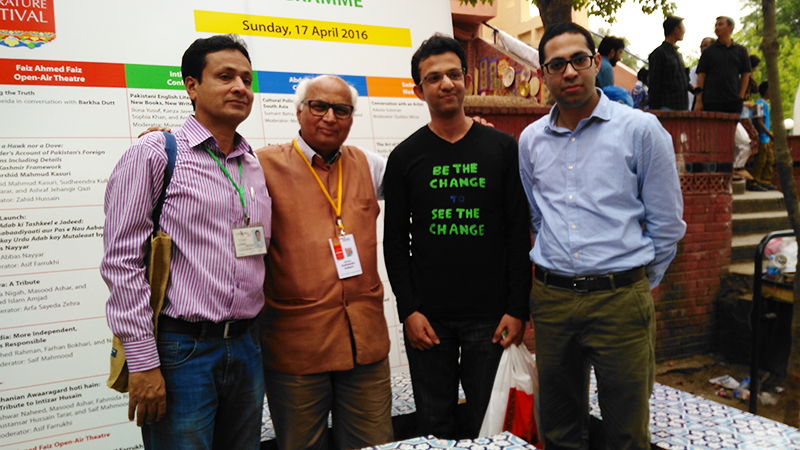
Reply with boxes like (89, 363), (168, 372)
(573, 276), (589, 293)
(223, 321), (232, 339)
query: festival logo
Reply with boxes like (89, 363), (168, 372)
(1, 0), (56, 49)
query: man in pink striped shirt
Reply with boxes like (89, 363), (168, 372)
(101, 35), (271, 450)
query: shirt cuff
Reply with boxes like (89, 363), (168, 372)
(122, 338), (160, 373)
(507, 305), (530, 321)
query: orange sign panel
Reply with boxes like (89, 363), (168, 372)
(1, 0), (57, 48)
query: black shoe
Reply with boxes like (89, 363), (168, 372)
(761, 183), (778, 190)
(746, 180), (768, 191)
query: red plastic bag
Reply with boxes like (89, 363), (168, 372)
(479, 344), (542, 447)
(504, 385), (537, 442)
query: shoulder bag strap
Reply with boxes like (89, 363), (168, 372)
(152, 131), (177, 233)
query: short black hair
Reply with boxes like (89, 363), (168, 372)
(637, 67), (649, 83)
(538, 22), (595, 66)
(759, 81), (769, 97)
(717, 16), (735, 28)
(663, 16), (683, 38)
(181, 35), (250, 109)
(598, 36), (625, 57)
(749, 55), (761, 68)
(182, 34), (250, 83)
(411, 33), (467, 86)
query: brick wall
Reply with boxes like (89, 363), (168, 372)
(652, 111), (737, 359)
(464, 106), (741, 361)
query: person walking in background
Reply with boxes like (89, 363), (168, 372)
(688, 37), (714, 109)
(648, 16), (689, 110)
(749, 81), (777, 191)
(747, 55), (761, 97)
(631, 67), (649, 109)
(596, 35), (625, 88)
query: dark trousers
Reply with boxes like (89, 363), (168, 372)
(532, 277), (655, 450)
(264, 358), (393, 450)
(142, 327), (264, 450)
(703, 99), (744, 114)
(405, 318), (504, 439)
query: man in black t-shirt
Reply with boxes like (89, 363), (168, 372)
(694, 16), (751, 113)
(383, 34), (531, 439)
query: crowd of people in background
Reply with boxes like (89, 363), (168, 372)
(621, 15), (776, 191)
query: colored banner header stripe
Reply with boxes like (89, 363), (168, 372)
(125, 64), (260, 92)
(0, 58), (125, 88)
(194, 10), (411, 48)
(125, 64), (185, 91)
(365, 77), (417, 98)
(0, 59), (422, 100)
(258, 71), (367, 96)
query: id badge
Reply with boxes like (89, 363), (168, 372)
(232, 222), (268, 258)
(329, 234), (363, 279)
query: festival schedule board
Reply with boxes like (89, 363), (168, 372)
(0, 1), (451, 448)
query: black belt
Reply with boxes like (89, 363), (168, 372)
(158, 315), (256, 340)
(535, 266), (646, 293)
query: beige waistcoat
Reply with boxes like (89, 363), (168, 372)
(255, 142), (390, 374)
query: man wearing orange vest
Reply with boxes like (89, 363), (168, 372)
(255, 75), (393, 450)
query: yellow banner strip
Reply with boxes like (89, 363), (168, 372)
(194, 10), (411, 48)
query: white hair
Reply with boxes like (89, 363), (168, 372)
(293, 75), (358, 113)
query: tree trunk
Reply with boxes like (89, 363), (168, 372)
(762, 0), (800, 302)
(534, 0), (575, 29)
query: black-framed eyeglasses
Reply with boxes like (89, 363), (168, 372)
(302, 100), (354, 119)
(542, 54), (595, 75)
(419, 69), (466, 86)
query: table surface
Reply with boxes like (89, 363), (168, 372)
(588, 369), (800, 449)
(260, 370), (800, 449)
(361, 431), (536, 449)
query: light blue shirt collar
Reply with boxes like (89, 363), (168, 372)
(545, 88), (612, 135)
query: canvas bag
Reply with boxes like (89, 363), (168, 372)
(107, 132), (177, 393)
(478, 343), (542, 447)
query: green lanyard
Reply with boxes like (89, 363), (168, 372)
(205, 147), (249, 224)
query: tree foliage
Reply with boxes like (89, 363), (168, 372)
(735, 0), (800, 119)
(570, 0), (674, 24)
(459, 0), (675, 27)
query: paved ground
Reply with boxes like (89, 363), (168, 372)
(655, 303), (800, 428)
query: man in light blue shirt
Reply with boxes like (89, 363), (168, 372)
(518, 22), (686, 450)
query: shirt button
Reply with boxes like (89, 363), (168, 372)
(570, 137), (576, 142)
(236, 283), (240, 288)
(571, 224), (577, 230)
(574, 253), (579, 258)
(568, 165), (574, 170)
(568, 195), (573, 200)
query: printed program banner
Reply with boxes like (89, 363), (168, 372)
(0, 1), (452, 448)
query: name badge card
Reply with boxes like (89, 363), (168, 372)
(329, 234), (363, 279)
(232, 223), (268, 258)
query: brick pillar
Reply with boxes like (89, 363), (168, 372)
(652, 111), (738, 359)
